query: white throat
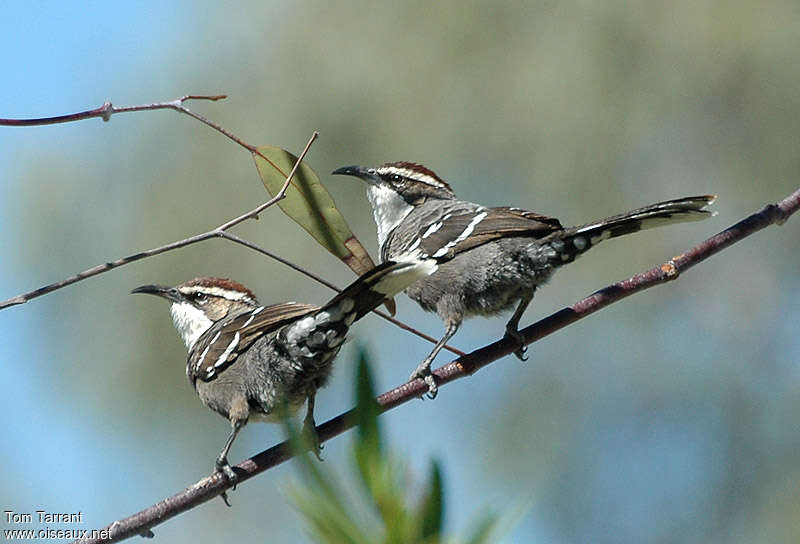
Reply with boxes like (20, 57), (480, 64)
(169, 301), (213, 349)
(366, 184), (414, 251)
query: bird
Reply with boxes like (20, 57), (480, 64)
(333, 161), (715, 397)
(131, 256), (437, 484)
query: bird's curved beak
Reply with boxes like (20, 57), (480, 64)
(131, 284), (181, 303)
(331, 165), (376, 184)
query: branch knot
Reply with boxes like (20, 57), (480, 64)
(661, 260), (679, 279)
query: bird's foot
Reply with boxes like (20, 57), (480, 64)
(410, 366), (438, 399)
(301, 419), (324, 461)
(215, 455), (238, 507)
(504, 327), (528, 361)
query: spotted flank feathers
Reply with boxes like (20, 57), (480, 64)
(279, 299), (354, 362)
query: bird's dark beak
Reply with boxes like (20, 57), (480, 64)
(331, 165), (375, 183)
(131, 284), (181, 303)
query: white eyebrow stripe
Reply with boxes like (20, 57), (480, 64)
(179, 285), (255, 302)
(432, 211), (487, 258)
(377, 166), (447, 188)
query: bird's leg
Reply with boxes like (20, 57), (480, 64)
(504, 292), (533, 361)
(301, 393), (323, 461)
(216, 418), (245, 505)
(410, 320), (460, 399)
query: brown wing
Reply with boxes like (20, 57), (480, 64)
(416, 206), (562, 260)
(187, 302), (319, 385)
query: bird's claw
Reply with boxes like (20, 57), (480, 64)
(504, 328), (529, 361)
(410, 368), (438, 399)
(424, 374), (438, 399)
(301, 420), (324, 461)
(216, 457), (238, 490)
(216, 459), (237, 507)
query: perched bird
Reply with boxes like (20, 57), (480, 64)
(132, 257), (437, 482)
(333, 161), (715, 397)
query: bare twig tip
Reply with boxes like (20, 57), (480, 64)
(184, 94), (227, 102)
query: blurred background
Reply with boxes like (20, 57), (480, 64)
(1, 1), (799, 542)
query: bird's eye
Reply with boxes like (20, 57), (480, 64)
(390, 174), (404, 183)
(193, 292), (207, 304)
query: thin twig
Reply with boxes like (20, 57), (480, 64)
(371, 309), (466, 357)
(1, 100), (462, 353)
(0, 95), (225, 126)
(217, 132), (318, 230)
(0, 131), (318, 310)
(157, 100), (283, 172)
(219, 232), (464, 356)
(0, 94), (287, 172)
(218, 232), (340, 291)
(0, 126), (460, 354)
(0, 232), (214, 309)
(75, 188), (800, 544)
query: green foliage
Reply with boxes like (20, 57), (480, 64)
(253, 146), (396, 314)
(287, 349), (506, 544)
(253, 146), (377, 277)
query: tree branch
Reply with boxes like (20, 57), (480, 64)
(0, 127), (460, 356)
(0, 94), (292, 174)
(0, 131), (318, 310)
(0, 95), (226, 126)
(1, 99), (464, 354)
(218, 232), (464, 356)
(75, 187), (800, 544)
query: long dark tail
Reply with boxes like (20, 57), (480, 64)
(544, 195), (716, 264)
(279, 256), (438, 357)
